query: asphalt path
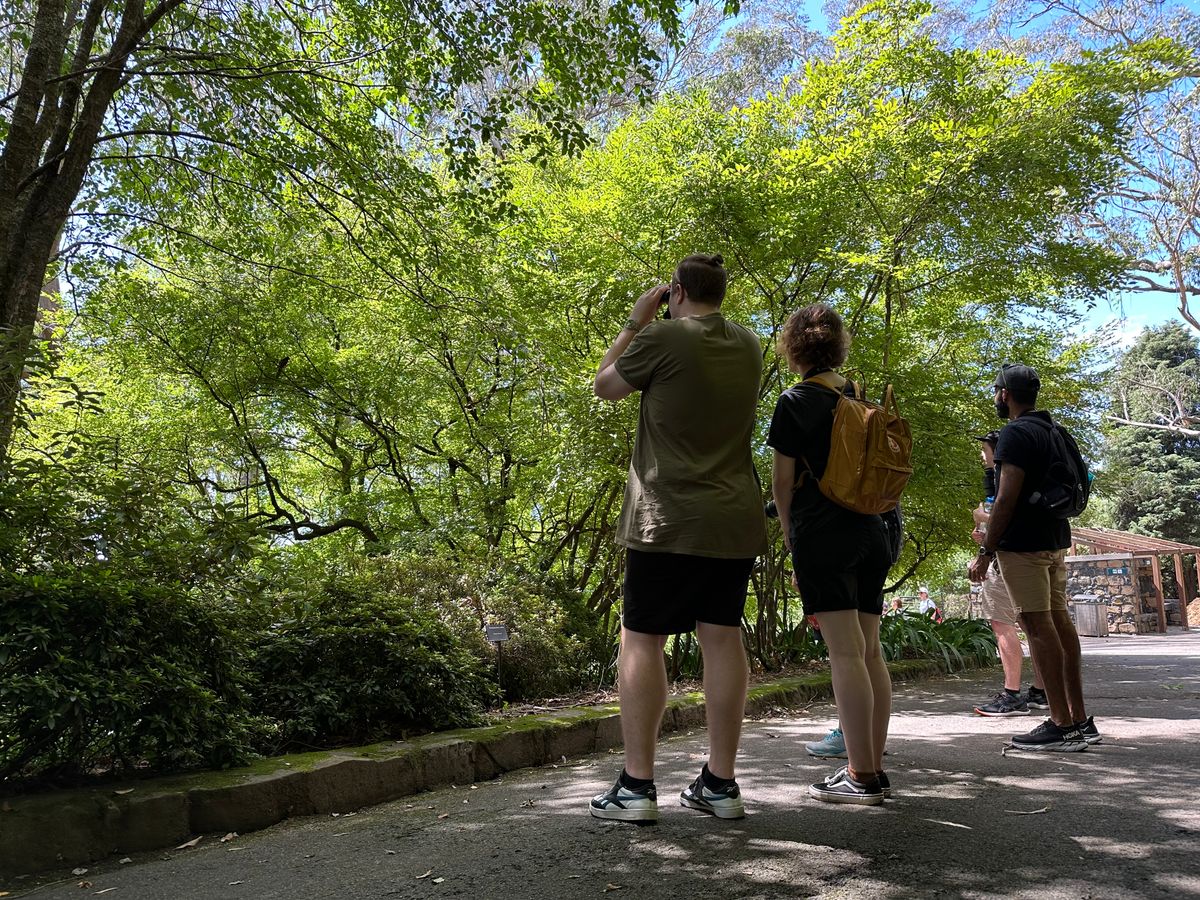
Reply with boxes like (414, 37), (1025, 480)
(16, 631), (1200, 900)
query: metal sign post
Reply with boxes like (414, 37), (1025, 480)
(484, 624), (509, 694)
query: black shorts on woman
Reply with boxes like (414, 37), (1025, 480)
(768, 379), (891, 616)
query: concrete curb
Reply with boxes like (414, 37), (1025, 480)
(0, 657), (986, 878)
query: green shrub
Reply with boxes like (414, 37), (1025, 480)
(0, 570), (258, 785)
(879, 612), (997, 670)
(246, 585), (498, 751)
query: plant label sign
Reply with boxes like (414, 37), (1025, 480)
(1106, 567), (1129, 576)
(485, 624), (509, 643)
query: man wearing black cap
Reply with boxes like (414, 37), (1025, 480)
(968, 364), (1099, 750)
(970, 430), (1047, 716)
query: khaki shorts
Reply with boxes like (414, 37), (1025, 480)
(979, 566), (1018, 627)
(995, 549), (1068, 615)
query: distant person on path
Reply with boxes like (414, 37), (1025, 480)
(968, 364), (1100, 750)
(589, 254), (767, 823)
(971, 430), (1048, 717)
(917, 586), (936, 616)
(769, 303), (892, 805)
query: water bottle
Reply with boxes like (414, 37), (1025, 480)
(980, 496), (994, 535)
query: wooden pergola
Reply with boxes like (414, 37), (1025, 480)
(1071, 526), (1197, 633)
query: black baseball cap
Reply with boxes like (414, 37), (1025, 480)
(993, 363), (1040, 395)
(975, 430), (1001, 446)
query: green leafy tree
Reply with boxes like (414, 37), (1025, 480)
(1105, 321), (1200, 543)
(64, 0), (1128, 671)
(0, 0), (699, 459)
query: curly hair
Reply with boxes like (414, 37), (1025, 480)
(778, 303), (850, 372)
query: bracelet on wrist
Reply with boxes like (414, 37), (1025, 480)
(978, 546), (995, 558)
(622, 317), (642, 333)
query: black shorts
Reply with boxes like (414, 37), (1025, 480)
(791, 520), (890, 617)
(622, 549), (755, 635)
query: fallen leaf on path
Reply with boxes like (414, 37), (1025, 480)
(437, 813), (450, 820)
(470, 785), (478, 790)
(432, 877), (445, 884)
(113, 789), (134, 796)
(604, 884), (623, 892)
(416, 870), (433, 879)
(72, 868), (89, 876)
(226, 848), (245, 853)
(384, 849), (396, 855)
(77, 882), (92, 889)
(175, 837), (202, 850)
(1004, 807), (1049, 815)
(228, 881), (244, 886)
(220, 833), (238, 843)
(118, 858), (132, 864)
(782, 763), (793, 769)
(520, 799), (536, 808)
(922, 819), (972, 830)
(94, 889), (117, 895)
(332, 832), (350, 837)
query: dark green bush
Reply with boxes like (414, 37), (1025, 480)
(0, 570), (258, 785)
(246, 585), (498, 751)
(880, 612), (997, 670)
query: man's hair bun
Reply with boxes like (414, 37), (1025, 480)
(710, 254), (724, 267)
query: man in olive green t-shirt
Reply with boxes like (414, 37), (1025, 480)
(588, 253), (767, 824)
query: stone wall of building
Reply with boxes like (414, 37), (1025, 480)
(1065, 554), (1146, 634)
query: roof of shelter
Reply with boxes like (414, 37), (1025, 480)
(1071, 526), (1200, 555)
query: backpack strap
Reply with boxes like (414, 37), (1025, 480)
(802, 370), (853, 397)
(795, 370), (854, 488)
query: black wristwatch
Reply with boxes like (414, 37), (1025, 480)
(978, 546), (996, 558)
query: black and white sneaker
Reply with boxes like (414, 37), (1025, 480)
(1025, 687), (1050, 710)
(809, 767), (883, 806)
(679, 774), (745, 819)
(974, 690), (1030, 717)
(589, 778), (658, 822)
(1075, 715), (1102, 745)
(1011, 719), (1088, 752)
(877, 771), (893, 799)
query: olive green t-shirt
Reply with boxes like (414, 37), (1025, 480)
(613, 313), (768, 559)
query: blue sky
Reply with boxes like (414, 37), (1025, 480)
(1086, 288), (1186, 344)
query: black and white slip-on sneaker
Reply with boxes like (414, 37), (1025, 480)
(810, 767), (883, 806)
(1011, 718), (1088, 752)
(1075, 715), (1102, 745)
(679, 773), (745, 819)
(589, 778), (659, 822)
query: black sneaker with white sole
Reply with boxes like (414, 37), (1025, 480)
(679, 774), (745, 819)
(589, 778), (658, 822)
(974, 690), (1030, 717)
(809, 767), (883, 805)
(1025, 687), (1050, 710)
(1011, 718), (1088, 752)
(1075, 715), (1102, 745)
(877, 771), (892, 799)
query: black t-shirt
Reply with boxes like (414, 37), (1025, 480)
(767, 378), (881, 547)
(993, 410), (1072, 552)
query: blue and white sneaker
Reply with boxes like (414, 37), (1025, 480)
(679, 773), (745, 819)
(589, 777), (658, 822)
(806, 727), (848, 758)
